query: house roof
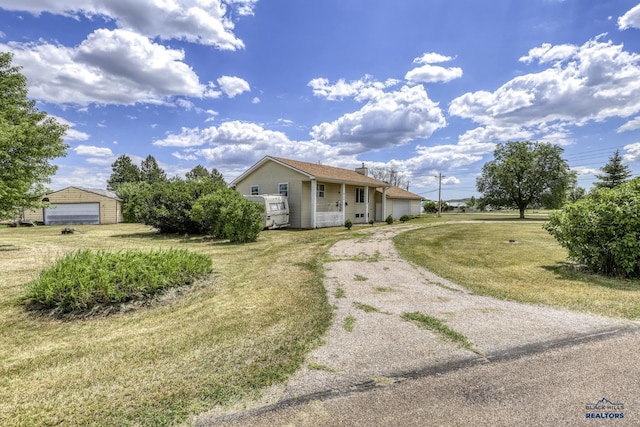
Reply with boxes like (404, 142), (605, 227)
(231, 156), (391, 188)
(379, 186), (423, 200)
(48, 186), (122, 201)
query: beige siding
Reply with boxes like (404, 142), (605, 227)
(234, 162), (308, 228)
(410, 199), (422, 215)
(23, 187), (122, 225)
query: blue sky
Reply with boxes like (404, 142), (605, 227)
(2, 0), (640, 201)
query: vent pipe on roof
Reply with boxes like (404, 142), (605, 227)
(355, 162), (368, 177)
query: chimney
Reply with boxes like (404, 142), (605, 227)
(355, 162), (368, 177)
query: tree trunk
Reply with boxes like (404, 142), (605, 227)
(519, 207), (525, 219)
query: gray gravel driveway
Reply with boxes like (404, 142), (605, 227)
(196, 224), (638, 426)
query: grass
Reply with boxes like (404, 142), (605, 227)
(0, 224), (342, 426)
(343, 315), (356, 332)
(373, 286), (395, 293)
(394, 216), (640, 319)
(353, 302), (388, 314)
(401, 311), (480, 354)
(24, 249), (212, 314)
(354, 274), (368, 281)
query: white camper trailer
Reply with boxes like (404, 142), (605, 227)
(243, 194), (290, 229)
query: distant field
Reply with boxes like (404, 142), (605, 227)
(394, 214), (640, 319)
(0, 223), (343, 426)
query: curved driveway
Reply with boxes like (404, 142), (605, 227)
(197, 224), (638, 426)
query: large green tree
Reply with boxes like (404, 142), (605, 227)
(476, 141), (573, 219)
(593, 149), (631, 190)
(0, 52), (67, 219)
(107, 154), (140, 191)
(140, 155), (166, 184)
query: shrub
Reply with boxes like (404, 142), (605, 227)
(368, 219), (374, 226)
(117, 174), (226, 233)
(191, 188), (263, 243)
(344, 218), (353, 230)
(385, 214), (394, 225)
(25, 249), (213, 313)
(399, 214), (411, 223)
(544, 178), (640, 278)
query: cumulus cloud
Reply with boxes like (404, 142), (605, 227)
(449, 36), (640, 132)
(405, 52), (463, 84)
(618, 116), (640, 132)
(50, 115), (90, 141)
(0, 0), (253, 50)
(2, 29), (213, 105)
(154, 120), (356, 174)
(73, 145), (114, 157)
(623, 142), (640, 162)
(310, 85), (446, 149)
(308, 75), (400, 101)
(618, 3), (640, 30)
(217, 75), (250, 98)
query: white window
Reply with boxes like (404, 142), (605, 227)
(279, 182), (288, 197)
(317, 184), (325, 198)
(250, 185), (259, 195)
(355, 187), (365, 203)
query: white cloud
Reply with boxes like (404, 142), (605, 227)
(412, 52), (455, 64)
(308, 75), (400, 101)
(618, 3), (640, 30)
(405, 63), (463, 84)
(50, 115), (90, 141)
(623, 142), (640, 162)
(153, 120), (368, 176)
(450, 36), (640, 132)
(252, 97), (260, 104)
(2, 29), (212, 105)
(571, 166), (600, 176)
(73, 145), (114, 157)
(405, 52), (462, 84)
(618, 116), (640, 132)
(0, 0), (252, 50)
(519, 43), (578, 64)
(50, 166), (112, 190)
(217, 75), (250, 98)
(310, 85), (446, 149)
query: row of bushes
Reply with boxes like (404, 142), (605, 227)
(117, 179), (263, 243)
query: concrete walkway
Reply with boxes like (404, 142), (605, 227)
(196, 224), (638, 426)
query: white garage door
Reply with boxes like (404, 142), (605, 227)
(44, 203), (100, 225)
(392, 200), (411, 219)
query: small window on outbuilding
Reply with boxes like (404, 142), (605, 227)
(250, 185), (259, 195)
(317, 184), (325, 198)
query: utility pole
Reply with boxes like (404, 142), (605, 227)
(437, 172), (445, 217)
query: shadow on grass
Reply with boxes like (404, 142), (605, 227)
(110, 231), (256, 246)
(0, 244), (20, 252)
(543, 263), (640, 291)
(469, 217), (549, 222)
